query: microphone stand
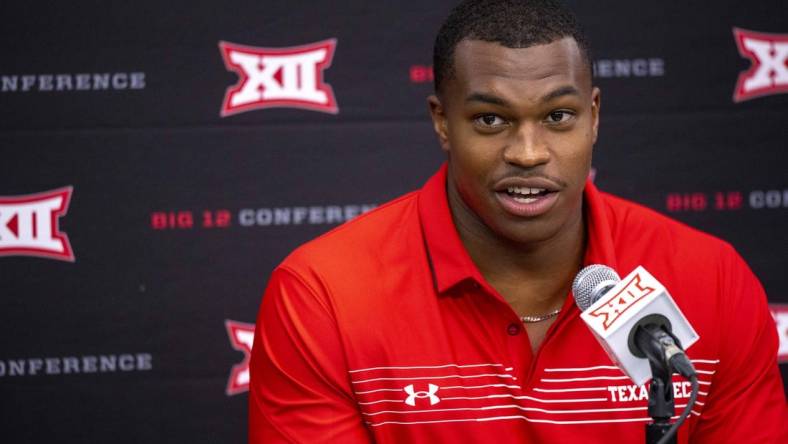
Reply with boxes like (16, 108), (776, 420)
(644, 356), (676, 444)
(636, 326), (677, 444)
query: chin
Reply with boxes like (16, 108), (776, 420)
(493, 220), (560, 246)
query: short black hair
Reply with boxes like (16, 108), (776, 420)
(433, 0), (591, 94)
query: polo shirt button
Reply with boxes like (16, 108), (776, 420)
(507, 323), (521, 336)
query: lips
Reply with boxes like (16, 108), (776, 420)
(493, 177), (561, 218)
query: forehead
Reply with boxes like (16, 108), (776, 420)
(447, 37), (590, 102)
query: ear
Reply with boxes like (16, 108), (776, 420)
(427, 95), (450, 152)
(590, 86), (601, 144)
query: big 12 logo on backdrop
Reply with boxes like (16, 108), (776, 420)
(226, 320), (255, 396)
(771, 305), (788, 364)
(0, 187), (74, 262)
(733, 28), (788, 102)
(219, 39), (339, 116)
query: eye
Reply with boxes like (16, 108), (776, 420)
(473, 114), (507, 128)
(545, 110), (575, 124)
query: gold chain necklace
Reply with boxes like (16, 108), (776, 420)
(520, 308), (562, 323)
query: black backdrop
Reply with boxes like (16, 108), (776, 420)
(0, 1), (786, 442)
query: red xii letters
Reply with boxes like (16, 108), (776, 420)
(589, 273), (656, 330)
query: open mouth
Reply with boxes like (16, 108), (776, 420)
(494, 183), (560, 217)
(504, 186), (553, 203)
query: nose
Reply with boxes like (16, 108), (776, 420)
(502, 122), (550, 167)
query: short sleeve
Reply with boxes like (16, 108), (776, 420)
(248, 266), (373, 444)
(689, 246), (788, 443)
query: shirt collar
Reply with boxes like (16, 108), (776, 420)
(417, 163), (618, 294)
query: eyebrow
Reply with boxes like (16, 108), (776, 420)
(465, 92), (509, 107)
(540, 85), (580, 103)
(465, 85), (581, 107)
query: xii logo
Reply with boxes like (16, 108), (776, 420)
(733, 28), (788, 102)
(770, 304), (788, 364)
(225, 320), (255, 396)
(0, 187), (74, 262)
(589, 273), (655, 330)
(219, 39), (339, 116)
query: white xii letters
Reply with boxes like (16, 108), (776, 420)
(0, 187), (74, 261)
(733, 28), (788, 102)
(219, 39), (339, 116)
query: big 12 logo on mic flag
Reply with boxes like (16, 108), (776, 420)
(732, 28), (788, 102)
(580, 266), (699, 386)
(219, 39), (339, 116)
(0, 187), (74, 262)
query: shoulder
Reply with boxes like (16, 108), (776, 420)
(595, 190), (763, 321)
(598, 190), (738, 266)
(594, 190), (757, 306)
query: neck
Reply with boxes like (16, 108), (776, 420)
(449, 188), (586, 312)
(462, 213), (585, 284)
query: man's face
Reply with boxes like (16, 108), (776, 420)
(428, 37), (600, 247)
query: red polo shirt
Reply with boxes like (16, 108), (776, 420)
(249, 164), (787, 443)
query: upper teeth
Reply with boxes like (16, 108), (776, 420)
(508, 187), (546, 195)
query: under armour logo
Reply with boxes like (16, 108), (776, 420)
(219, 39), (339, 116)
(0, 187), (74, 262)
(404, 383), (440, 406)
(733, 28), (788, 102)
(225, 320), (255, 396)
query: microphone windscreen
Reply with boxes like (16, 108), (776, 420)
(572, 264), (621, 310)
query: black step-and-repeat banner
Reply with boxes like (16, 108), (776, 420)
(1, 1), (785, 442)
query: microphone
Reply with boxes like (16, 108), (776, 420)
(572, 265), (699, 385)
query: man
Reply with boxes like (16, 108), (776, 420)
(249, 1), (787, 443)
